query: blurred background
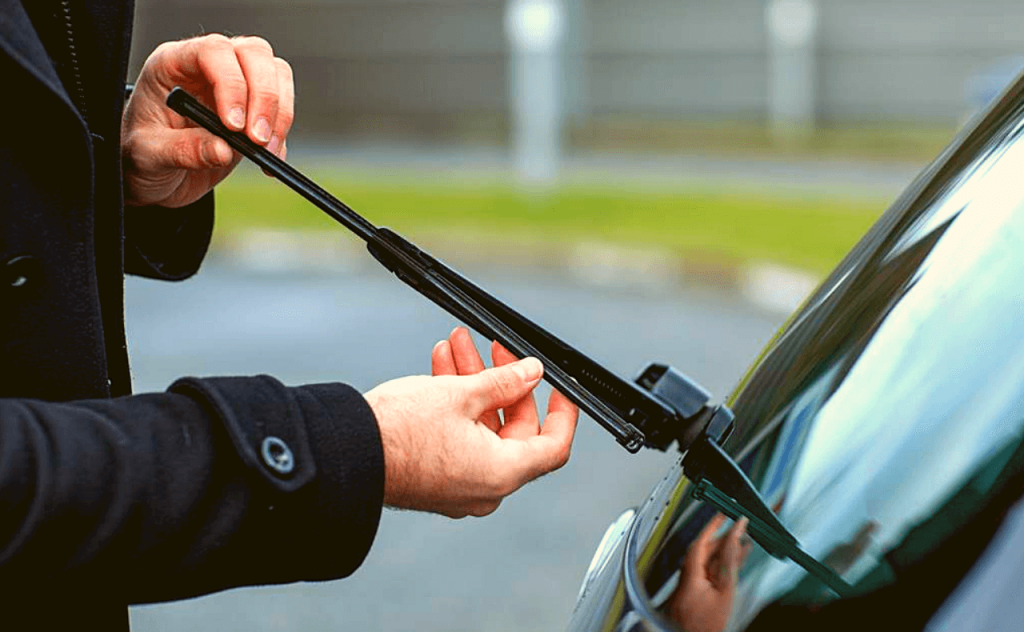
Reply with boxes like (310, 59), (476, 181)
(124, 1), (1024, 630)
(132, 0), (1022, 156)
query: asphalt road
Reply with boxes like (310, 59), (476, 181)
(125, 263), (784, 632)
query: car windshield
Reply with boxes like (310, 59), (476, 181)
(644, 82), (1024, 630)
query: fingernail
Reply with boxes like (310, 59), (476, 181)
(267, 134), (281, 155)
(254, 117), (271, 143)
(228, 107), (245, 130)
(514, 357), (543, 383)
(450, 326), (463, 338)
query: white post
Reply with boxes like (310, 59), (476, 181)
(505, 0), (566, 186)
(766, 0), (818, 140)
(563, 0), (587, 123)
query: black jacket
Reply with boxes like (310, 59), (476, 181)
(0, 1), (384, 628)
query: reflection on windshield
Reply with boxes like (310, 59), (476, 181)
(757, 364), (839, 504)
(722, 102), (1024, 629)
(741, 434), (1024, 630)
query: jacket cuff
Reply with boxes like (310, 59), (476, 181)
(167, 376), (385, 581)
(291, 382), (385, 579)
(124, 191), (214, 281)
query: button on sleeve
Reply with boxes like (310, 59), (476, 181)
(168, 375), (316, 492)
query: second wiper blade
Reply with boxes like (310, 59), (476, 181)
(167, 87), (690, 453)
(684, 432), (853, 597)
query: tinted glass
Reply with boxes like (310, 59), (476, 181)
(647, 78), (1024, 630)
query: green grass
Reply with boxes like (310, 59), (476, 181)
(214, 170), (889, 275)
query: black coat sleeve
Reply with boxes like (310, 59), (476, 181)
(123, 192), (215, 281)
(0, 375), (384, 604)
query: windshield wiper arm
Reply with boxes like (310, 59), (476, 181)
(169, 88), (854, 594)
(168, 87), (712, 453)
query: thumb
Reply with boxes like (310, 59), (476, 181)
(139, 126), (235, 172)
(466, 357), (543, 414)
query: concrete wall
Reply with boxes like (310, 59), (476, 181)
(130, 0), (1024, 133)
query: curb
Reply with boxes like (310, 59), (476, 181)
(210, 229), (820, 316)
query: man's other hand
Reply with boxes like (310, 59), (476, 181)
(364, 327), (579, 518)
(121, 34), (293, 208)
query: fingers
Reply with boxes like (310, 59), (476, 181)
(520, 362), (579, 464)
(431, 339), (457, 376)
(452, 332), (574, 475)
(491, 341), (540, 440)
(372, 333), (576, 518)
(713, 517), (748, 591)
(450, 327), (487, 375)
(545, 388), (579, 439)
(173, 35), (249, 131)
(531, 382), (578, 459)
(504, 389), (577, 482)
(685, 514), (727, 576)
(269, 58), (294, 157)
(233, 36), (279, 144)
(449, 328), (502, 433)
(155, 35), (294, 148)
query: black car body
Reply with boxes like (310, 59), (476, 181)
(568, 72), (1024, 631)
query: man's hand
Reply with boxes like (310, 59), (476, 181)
(364, 327), (579, 518)
(668, 514), (751, 632)
(121, 34), (294, 208)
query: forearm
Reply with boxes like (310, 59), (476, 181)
(0, 376), (384, 603)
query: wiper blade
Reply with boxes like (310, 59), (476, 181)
(167, 87), (704, 453)
(683, 425), (853, 597)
